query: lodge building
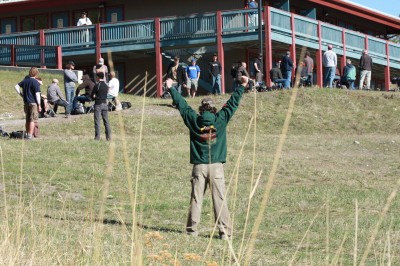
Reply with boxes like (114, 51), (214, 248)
(0, 0), (399, 96)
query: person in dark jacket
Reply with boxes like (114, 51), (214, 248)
(236, 61), (254, 91)
(280, 51), (294, 89)
(165, 75), (249, 240)
(73, 74), (95, 111)
(91, 72), (111, 141)
(166, 55), (187, 94)
(270, 62), (285, 89)
(209, 53), (222, 95)
(359, 49), (373, 90)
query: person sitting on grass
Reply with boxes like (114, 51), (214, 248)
(164, 75), (249, 240)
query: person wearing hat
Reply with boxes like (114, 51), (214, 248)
(186, 58), (201, 98)
(73, 74), (95, 112)
(93, 58), (109, 83)
(323, 44), (337, 88)
(209, 53), (222, 95)
(164, 75), (249, 240)
(64, 61), (78, 115)
(47, 78), (70, 117)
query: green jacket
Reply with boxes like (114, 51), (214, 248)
(170, 86), (245, 164)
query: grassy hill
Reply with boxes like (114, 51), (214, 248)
(0, 70), (400, 265)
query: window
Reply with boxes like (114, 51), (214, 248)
(21, 14), (48, 31)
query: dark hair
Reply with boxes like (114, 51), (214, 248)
(199, 98), (217, 114)
(306, 51), (310, 56)
(174, 55), (180, 60)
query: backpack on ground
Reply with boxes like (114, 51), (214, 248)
(121, 102), (132, 109)
(75, 103), (85, 114)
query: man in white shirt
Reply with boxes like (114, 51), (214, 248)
(108, 71), (119, 97)
(77, 12), (92, 45)
(107, 71), (121, 110)
(77, 12), (92, 26)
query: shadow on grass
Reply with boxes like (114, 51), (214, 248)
(43, 214), (216, 237)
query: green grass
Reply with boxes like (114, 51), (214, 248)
(1, 70), (400, 265)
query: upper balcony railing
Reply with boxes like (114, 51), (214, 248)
(0, 7), (399, 68)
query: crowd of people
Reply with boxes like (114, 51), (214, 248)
(227, 45), (375, 92)
(14, 57), (120, 141)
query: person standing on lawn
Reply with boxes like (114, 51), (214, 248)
(164, 75), (248, 240)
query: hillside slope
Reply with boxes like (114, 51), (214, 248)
(0, 70), (400, 265)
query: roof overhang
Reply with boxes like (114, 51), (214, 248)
(0, 0), (101, 13)
(308, 0), (400, 31)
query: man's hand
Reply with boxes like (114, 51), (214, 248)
(38, 105), (42, 113)
(165, 78), (173, 89)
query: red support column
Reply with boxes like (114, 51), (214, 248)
(56, 46), (62, 69)
(216, 11), (225, 94)
(290, 13), (296, 81)
(316, 21), (323, 87)
(95, 24), (101, 61)
(341, 29), (346, 75)
(155, 17), (163, 98)
(39, 29), (46, 68)
(11, 44), (15, 66)
(39, 29), (45, 46)
(264, 6), (272, 88)
(385, 41), (390, 91)
(364, 34), (368, 51)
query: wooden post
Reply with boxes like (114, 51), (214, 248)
(216, 11), (225, 94)
(56, 46), (62, 69)
(385, 41), (390, 91)
(155, 17), (163, 98)
(341, 29), (346, 75)
(264, 6), (272, 88)
(39, 29), (46, 68)
(11, 44), (15, 66)
(316, 21), (323, 87)
(290, 13), (296, 83)
(95, 24), (101, 61)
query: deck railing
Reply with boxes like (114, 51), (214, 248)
(0, 7), (399, 69)
(0, 44), (61, 68)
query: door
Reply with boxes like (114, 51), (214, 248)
(106, 6), (123, 23)
(52, 13), (69, 28)
(1, 18), (16, 34)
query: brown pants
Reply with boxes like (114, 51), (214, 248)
(186, 163), (232, 236)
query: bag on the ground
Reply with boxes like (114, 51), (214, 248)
(121, 102), (132, 109)
(10, 131), (25, 139)
(162, 90), (171, 99)
(108, 102), (116, 111)
(75, 103), (85, 114)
